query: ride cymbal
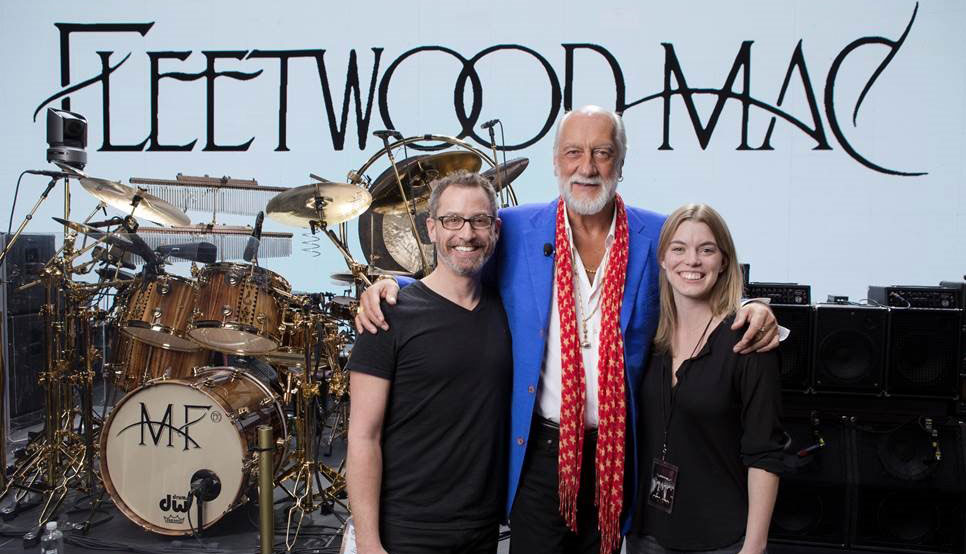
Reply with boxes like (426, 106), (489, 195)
(79, 177), (190, 226)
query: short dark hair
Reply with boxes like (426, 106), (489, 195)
(427, 169), (498, 218)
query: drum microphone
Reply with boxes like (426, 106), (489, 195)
(24, 169), (74, 179)
(189, 469), (222, 502)
(157, 242), (217, 264)
(543, 243), (554, 257)
(480, 119), (500, 130)
(243, 211), (264, 263)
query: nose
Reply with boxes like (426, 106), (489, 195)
(684, 249), (700, 265)
(577, 152), (598, 177)
(456, 220), (475, 239)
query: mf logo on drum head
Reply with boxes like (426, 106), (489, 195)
(115, 402), (213, 450)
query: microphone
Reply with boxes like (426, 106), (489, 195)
(157, 242), (217, 264)
(96, 267), (135, 281)
(373, 129), (403, 141)
(189, 469), (222, 502)
(243, 211), (264, 263)
(91, 244), (136, 270)
(543, 243), (554, 257)
(24, 169), (74, 179)
(480, 119), (500, 130)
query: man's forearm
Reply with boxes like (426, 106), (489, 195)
(347, 437), (385, 551)
(741, 467), (779, 553)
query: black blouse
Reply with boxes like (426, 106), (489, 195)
(633, 314), (786, 550)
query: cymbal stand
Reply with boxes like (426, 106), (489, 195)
(483, 124), (519, 208)
(0, 230), (102, 528)
(373, 131), (430, 275)
(275, 316), (348, 550)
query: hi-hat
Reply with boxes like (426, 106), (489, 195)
(79, 177), (191, 226)
(266, 181), (372, 228)
(368, 151), (482, 215)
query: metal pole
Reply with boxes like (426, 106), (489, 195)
(258, 424), (274, 554)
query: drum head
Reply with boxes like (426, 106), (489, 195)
(188, 326), (279, 355)
(101, 380), (246, 534)
(122, 325), (200, 352)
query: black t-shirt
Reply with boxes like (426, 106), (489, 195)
(347, 281), (512, 529)
(634, 314), (785, 550)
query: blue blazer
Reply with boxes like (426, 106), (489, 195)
(494, 200), (665, 530)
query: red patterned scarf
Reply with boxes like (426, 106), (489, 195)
(554, 195), (629, 554)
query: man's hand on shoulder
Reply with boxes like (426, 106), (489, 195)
(732, 302), (779, 354)
(354, 279), (400, 334)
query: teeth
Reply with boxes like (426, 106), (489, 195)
(454, 246), (477, 252)
(680, 272), (703, 280)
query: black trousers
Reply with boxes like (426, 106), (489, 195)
(509, 417), (622, 554)
(381, 520), (498, 554)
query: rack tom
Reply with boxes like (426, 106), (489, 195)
(108, 333), (211, 392)
(121, 274), (199, 351)
(188, 263), (290, 354)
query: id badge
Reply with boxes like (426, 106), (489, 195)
(646, 458), (679, 514)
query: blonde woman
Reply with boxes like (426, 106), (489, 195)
(627, 204), (785, 554)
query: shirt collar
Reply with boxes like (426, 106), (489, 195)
(562, 202), (617, 249)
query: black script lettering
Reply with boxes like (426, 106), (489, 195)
(757, 40), (831, 151)
(97, 51), (150, 151)
(159, 494), (171, 511)
(148, 51), (201, 151)
(202, 50), (262, 151)
(824, 3), (925, 176)
(562, 44), (626, 114)
(456, 45), (562, 150)
(378, 45), (481, 150)
(53, 22), (153, 112)
(315, 49), (384, 151)
(246, 49), (323, 151)
(659, 41), (754, 150)
(115, 402), (212, 450)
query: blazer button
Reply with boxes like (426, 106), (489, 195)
(527, 385), (535, 394)
(516, 437), (525, 446)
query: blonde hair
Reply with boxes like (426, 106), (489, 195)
(653, 204), (744, 354)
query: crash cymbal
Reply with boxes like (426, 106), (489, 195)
(79, 177), (190, 226)
(52, 217), (134, 249)
(481, 157), (529, 191)
(368, 151), (482, 215)
(266, 181), (372, 228)
(330, 272), (356, 285)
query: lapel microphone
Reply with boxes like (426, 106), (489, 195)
(543, 243), (554, 257)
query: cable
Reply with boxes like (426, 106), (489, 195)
(7, 171), (29, 235)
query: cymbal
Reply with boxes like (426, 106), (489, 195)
(481, 157), (529, 191)
(266, 181), (372, 228)
(79, 177), (191, 226)
(52, 217), (134, 249)
(368, 151), (482, 215)
(330, 272), (356, 285)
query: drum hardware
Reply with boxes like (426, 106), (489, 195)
(133, 224), (293, 263)
(130, 173), (289, 219)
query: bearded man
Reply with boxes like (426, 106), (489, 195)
(356, 106), (780, 553)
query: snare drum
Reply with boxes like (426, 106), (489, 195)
(100, 367), (288, 535)
(188, 263), (291, 354)
(109, 333), (211, 392)
(121, 274), (199, 351)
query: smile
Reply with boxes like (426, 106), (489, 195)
(678, 271), (705, 280)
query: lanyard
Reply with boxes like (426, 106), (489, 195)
(659, 315), (713, 461)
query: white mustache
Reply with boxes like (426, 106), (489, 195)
(569, 176), (604, 186)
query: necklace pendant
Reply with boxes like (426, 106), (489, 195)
(580, 338), (592, 349)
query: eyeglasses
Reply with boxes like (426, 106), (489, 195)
(435, 214), (496, 230)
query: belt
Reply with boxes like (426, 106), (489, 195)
(531, 415), (598, 440)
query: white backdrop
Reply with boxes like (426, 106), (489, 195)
(0, 1), (962, 301)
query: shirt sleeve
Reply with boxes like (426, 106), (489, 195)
(734, 349), (786, 474)
(346, 321), (397, 381)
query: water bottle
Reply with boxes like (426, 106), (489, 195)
(40, 521), (64, 554)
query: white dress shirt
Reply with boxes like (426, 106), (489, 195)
(537, 206), (617, 428)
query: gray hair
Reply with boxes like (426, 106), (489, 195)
(427, 169), (498, 218)
(552, 105), (628, 166)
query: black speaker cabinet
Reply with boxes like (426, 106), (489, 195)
(885, 308), (961, 399)
(769, 414), (850, 547)
(4, 313), (47, 422)
(773, 305), (813, 392)
(813, 305), (888, 394)
(0, 233), (55, 316)
(851, 418), (965, 553)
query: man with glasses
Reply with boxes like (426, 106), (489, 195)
(346, 170), (512, 554)
(356, 106), (780, 553)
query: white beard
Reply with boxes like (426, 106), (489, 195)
(557, 173), (619, 216)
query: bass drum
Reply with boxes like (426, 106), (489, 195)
(100, 367), (287, 535)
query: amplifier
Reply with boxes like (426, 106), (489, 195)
(746, 282), (810, 305)
(868, 285), (961, 309)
